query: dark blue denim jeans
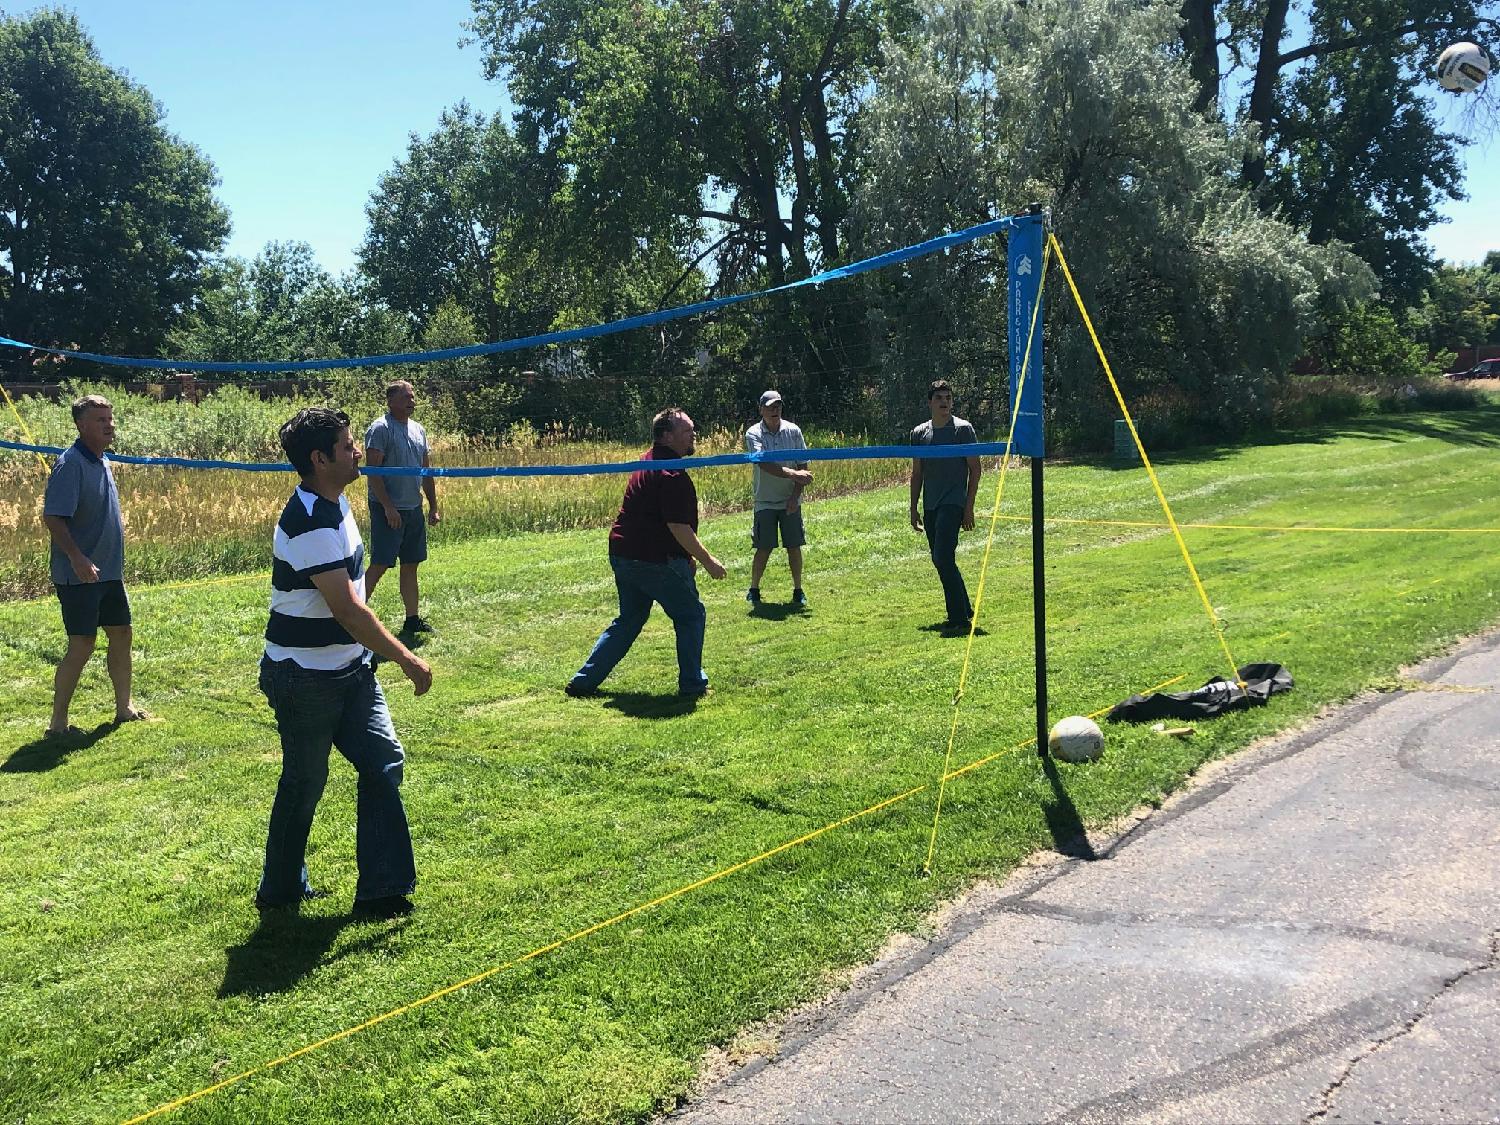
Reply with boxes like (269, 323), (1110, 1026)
(924, 503), (972, 625)
(570, 555), (709, 695)
(258, 658), (415, 905)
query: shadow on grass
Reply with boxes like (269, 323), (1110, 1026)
(2, 722), (116, 773)
(917, 621), (990, 639)
(219, 910), (390, 997)
(599, 690), (703, 720)
(1102, 405), (1500, 472)
(1040, 755), (1098, 860)
(747, 601), (810, 621)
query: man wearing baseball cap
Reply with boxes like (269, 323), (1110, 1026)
(743, 389), (812, 608)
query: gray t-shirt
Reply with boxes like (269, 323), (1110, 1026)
(365, 413), (429, 510)
(745, 420), (808, 510)
(911, 416), (977, 512)
(43, 440), (124, 585)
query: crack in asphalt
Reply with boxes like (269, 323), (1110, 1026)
(1305, 930), (1500, 1124)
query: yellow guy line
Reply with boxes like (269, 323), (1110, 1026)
(1048, 233), (1241, 686)
(124, 667), (1187, 1125)
(922, 238), (1052, 878)
(990, 514), (1500, 536)
(0, 383), (51, 473)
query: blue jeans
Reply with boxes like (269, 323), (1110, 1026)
(258, 658), (416, 905)
(925, 504), (972, 624)
(571, 555), (709, 695)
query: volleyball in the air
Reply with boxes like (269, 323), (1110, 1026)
(1436, 42), (1491, 93)
(1048, 716), (1105, 763)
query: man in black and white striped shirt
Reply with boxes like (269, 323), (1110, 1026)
(257, 408), (432, 920)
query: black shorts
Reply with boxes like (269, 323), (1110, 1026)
(55, 580), (132, 636)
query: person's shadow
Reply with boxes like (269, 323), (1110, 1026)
(917, 621), (990, 638)
(2, 723), (115, 773)
(219, 910), (384, 997)
(747, 601), (808, 621)
(599, 690), (703, 719)
(1040, 754), (1098, 860)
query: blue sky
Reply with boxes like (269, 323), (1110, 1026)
(39, 1), (1500, 273)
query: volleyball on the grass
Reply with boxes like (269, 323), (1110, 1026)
(1048, 716), (1105, 763)
(1437, 42), (1491, 93)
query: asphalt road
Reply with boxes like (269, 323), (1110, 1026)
(676, 631), (1500, 1124)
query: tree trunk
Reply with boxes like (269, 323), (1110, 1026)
(1179, 0), (1220, 116)
(1243, 0), (1291, 190)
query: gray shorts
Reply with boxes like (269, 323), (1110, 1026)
(752, 507), (806, 551)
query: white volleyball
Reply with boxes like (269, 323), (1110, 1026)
(1048, 715), (1105, 763)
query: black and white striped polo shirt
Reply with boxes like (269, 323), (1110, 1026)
(264, 486), (367, 671)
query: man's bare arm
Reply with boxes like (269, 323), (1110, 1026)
(42, 514), (98, 582)
(310, 571), (431, 693)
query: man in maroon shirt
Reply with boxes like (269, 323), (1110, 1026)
(567, 408), (727, 698)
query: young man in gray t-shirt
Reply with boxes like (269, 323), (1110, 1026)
(909, 379), (982, 630)
(40, 394), (149, 736)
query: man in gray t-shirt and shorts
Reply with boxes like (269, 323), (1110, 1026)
(744, 390), (813, 608)
(365, 380), (441, 635)
(41, 394), (149, 736)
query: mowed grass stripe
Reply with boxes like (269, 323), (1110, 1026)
(2, 409), (1500, 1122)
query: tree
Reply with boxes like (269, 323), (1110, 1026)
(1179, 0), (1498, 304)
(468, 0), (909, 289)
(854, 0), (1375, 442)
(0, 9), (229, 357)
(170, 241), (410, 365)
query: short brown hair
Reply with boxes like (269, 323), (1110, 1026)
(385, 380), (415, 400)
(71, 394), (112, 423)
(927, 379), (953, 400)
(652, 407), (689, 443)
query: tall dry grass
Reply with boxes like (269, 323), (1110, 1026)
(0, 425), (908, 600)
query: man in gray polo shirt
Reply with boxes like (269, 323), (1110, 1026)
(744, 389), (813, 607)
(909, 379), (982, 632)
(364, 380), (440, 635)
(41, 394), (148, 737)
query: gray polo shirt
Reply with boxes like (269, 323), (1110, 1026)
(43, 439), (124, 585)
(911, 416), (978, 512)
(365, 413), (429, 510)
(745, 419), (808, 510)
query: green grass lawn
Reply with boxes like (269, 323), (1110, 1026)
(5, 409), (1500, 1123)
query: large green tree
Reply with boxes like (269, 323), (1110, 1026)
(468, 0), (911, 290)
(854, 0), (1375, 441)
(1178, 0), (1498, 303)
(0, 9), (229, 358)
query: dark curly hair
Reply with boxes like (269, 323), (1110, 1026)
(279, 408), (351, 478)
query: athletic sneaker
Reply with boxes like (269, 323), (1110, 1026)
(792, 588), (808, 607)
(403, 615), (435, 634)
(746, 587), (761, 605)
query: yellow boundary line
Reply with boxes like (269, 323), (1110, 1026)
(1049, 233), (1242, 685)
(122, 669), (1187, 1124)
(988, 514), (1500, 536)
(922, 239), (1051, 877)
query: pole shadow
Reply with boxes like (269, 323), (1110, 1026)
(219, 910), (386, 998)
(2, 722), (116, 773)
(1040, 755), (1098, 860)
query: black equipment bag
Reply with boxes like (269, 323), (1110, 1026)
(1107, 663), (1292, 723)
